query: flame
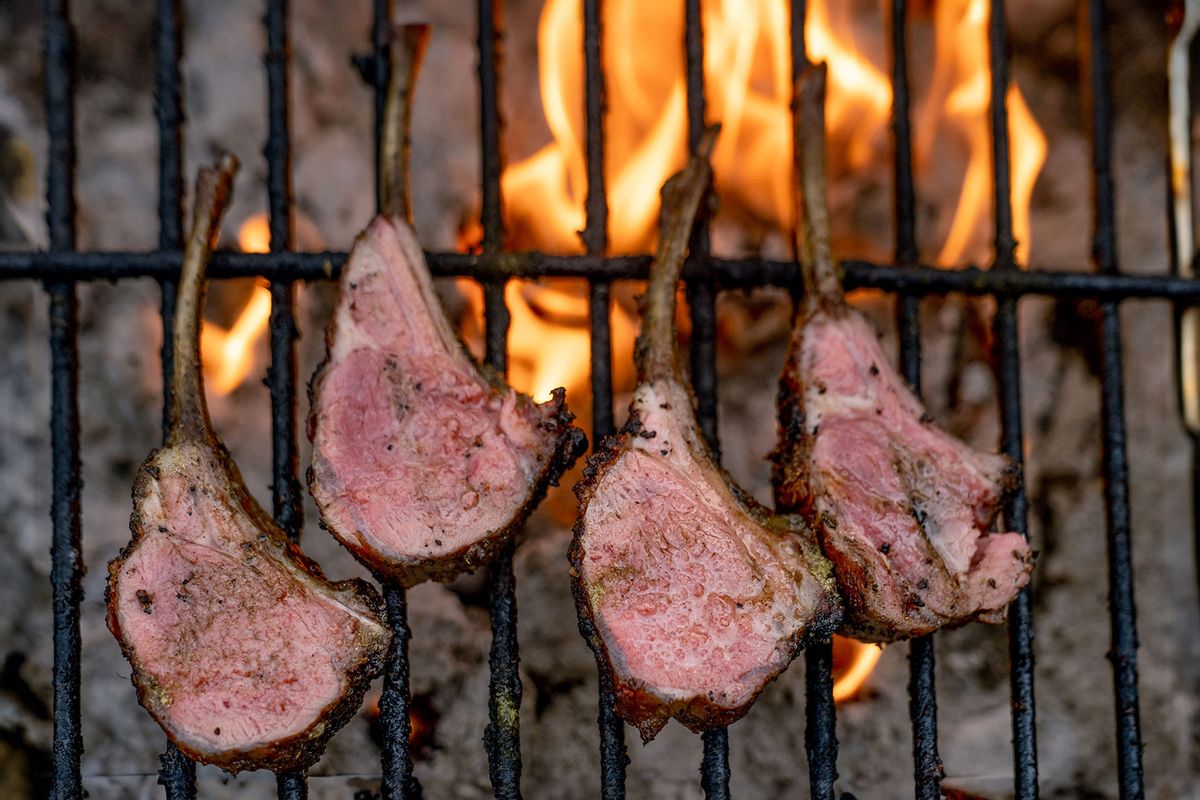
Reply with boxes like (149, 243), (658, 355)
(926, 0), (1047, 266)
(832, 637), (884, 702)
(457, 277), (639, 403)
(502, 0), (1045, 265)
(199, 214), (274, 396)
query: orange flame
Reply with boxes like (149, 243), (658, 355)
(924, 0), (1047, 266)
(502, 0), (1045, 265)
(832, 638), (884, 702)
(458, 278), (639, 404)
(199, 214), (273, 396)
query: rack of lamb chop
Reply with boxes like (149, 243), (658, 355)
(771, 65), (1033, 643)
(306, 27), (586, 588)
(570, 130), (842, 741)
(106, 156), (391, 773)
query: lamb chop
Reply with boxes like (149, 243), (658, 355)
(771, 65), (1033, 643)
(306, 60), (586, 587)
(569, 130), (842, 742)
(107, 156), (391, 773)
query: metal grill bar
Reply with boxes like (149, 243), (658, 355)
(43, 0), (83, 798)
(475, 2), (524, 797)
(803, 640), (837, 800)
(155, 0), (184, 439)
(152, 0), (198, 795)
(263, 1), (308, 797)
(370, 5), (418, 795)
(890, 1), (943, 796)
(985, 2), (1040, 797)
(9, 249), (1200, 299)
(684, 0), (720, 454)
(1083, 2), (1144, 796)
(684, 0), (731, 795)
(580, 1), (629, 796)
(789, 4), (841, 799)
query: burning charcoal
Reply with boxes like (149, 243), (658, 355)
(307, 26), (586, 587)
(570, 130), (842, 741)
(771, 65), (1033, 643)
(106, 157), (391, 773)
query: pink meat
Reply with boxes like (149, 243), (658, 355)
(572, 380), (840, 740)
(774, 307), (1033, 641)
(309, 217), (585, 585)
(108, 443), (390, 772)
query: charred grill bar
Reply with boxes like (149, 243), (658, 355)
(151, 0), (197, 795)
(986, 0), (1041, 797)
(581, 0), (630, 796)
(888, 2), (944, 798)
(21, 0), (1162, 798)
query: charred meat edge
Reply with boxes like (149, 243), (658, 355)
(568, 131), (842, 738)
(105, 156), (390, 773)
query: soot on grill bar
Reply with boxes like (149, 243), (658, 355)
(0, 0), (1197, 798)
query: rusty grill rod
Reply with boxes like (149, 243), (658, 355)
(889, 1), (944, 797)
(579, 0), (630, 796)
(986, 1), (1040, 797)
(681, 0), (731, 796)
(263, 1), (307, 797)
(1084, 1), (1145, 796)
(42, 0), (84, 798)
(8, 249), (1200, 299)
(151, 0), (197, 796)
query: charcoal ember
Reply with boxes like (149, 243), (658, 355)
(308, 216), (587, 586)
(106, 158), (390, 773)
(771, 65), (1033, 643)
(570, 134), (841, 741)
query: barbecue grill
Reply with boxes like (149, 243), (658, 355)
(1, 0), (1187, 798)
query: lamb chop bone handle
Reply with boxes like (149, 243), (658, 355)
(792, 63), (842, 313)
(638, 126), (719, 385)
(379, 22), (430, 224)
(169, 154), (239, 445)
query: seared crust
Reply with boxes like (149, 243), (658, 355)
(569, 399), (841, 740)
(771, 307), (1027, 642)
(106, 440), (390, 774)
(309, 372), (586, 588)
(307, 221), (587, 587)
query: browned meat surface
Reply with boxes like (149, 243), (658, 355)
(772, 66), (1033, 643)
(107, 158), (390, 773)
(570, 134), (841, 741)
(308, 216), (586, 586)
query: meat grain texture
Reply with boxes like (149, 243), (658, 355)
(106, 158), (391, 773)
(571, 135), (841, 741)
(772, 66), (1033, 643)
(308, 216), (586, 586)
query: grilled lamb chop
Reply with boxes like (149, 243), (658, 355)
(307, 207), (586, 589)
(107, 157), (390, 773)
(570, 131), (841, 741)
(772, 65), (1033, 643)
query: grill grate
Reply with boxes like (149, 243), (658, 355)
(6, 0), (1167, 797)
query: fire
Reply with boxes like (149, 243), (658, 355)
(924, 0), (1047, 265)
(832, 638), (884, 702)
(457, 278), (639, 404)
(502, 0), (1045, 265)
(199, 214), (273, 396)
